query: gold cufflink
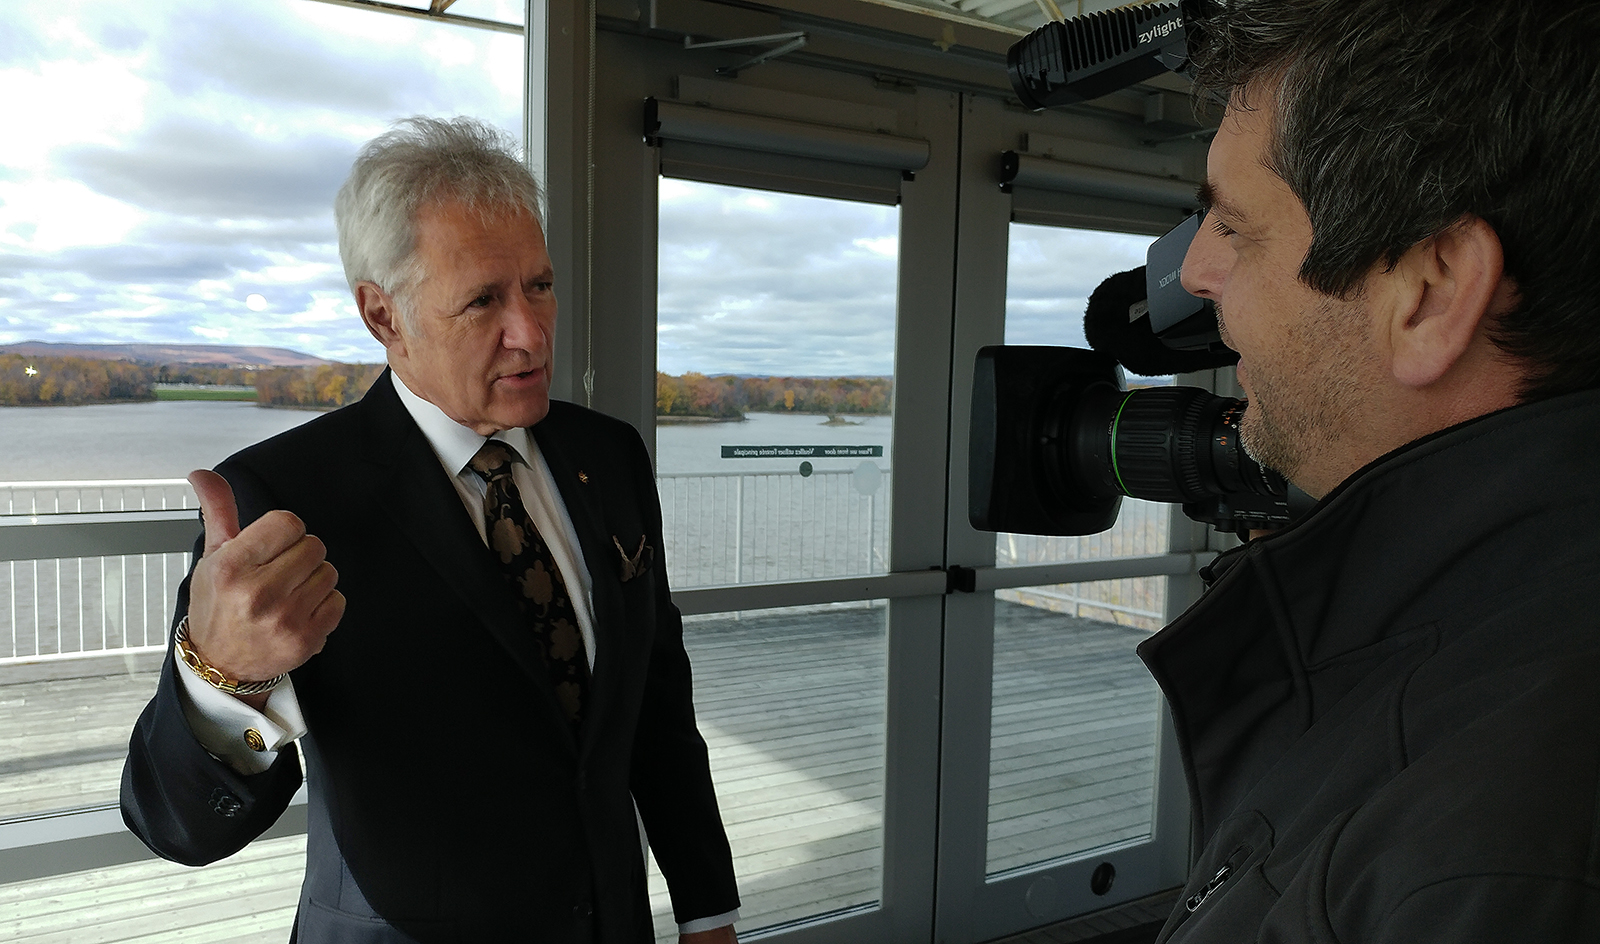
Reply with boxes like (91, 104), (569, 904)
(244, 728), (267, 753)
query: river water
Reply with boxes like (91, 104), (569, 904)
(0, 401), (894, 481)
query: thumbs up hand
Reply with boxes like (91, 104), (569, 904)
(183, 470), (345, 704)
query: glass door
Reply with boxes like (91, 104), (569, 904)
(986, 223), (1168, 878)
(573, 21), (1212, 943)
(576, 27), (962, 942)
(651, 180), (902, 937)
(934, 93), (1208, 943)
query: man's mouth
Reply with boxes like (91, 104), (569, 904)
(497, 367), (544, 384)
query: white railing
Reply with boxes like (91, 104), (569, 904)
(993, 498), (1170, 629)
(658, 469), (890, 589)
(0, 471), (893, 663)
(0, 475), (1170, 663)
(1, 481), (196, 662)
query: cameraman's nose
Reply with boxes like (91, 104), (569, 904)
(1181, 219), (1225, 299)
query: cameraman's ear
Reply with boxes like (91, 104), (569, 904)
(1384, 216), (1516, 389)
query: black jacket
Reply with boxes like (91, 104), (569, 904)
(122, 373), (739, 943)
(1140, 388), (1600, 943)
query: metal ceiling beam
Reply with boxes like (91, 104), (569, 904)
(966, 0), (1039, 17)
(301, 0), (523, 35)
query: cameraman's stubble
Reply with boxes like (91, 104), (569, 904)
(1217, 293), (1382, 500)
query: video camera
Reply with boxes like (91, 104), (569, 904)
(969, 0), (1312, 538)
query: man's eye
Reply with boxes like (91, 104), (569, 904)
(1211, 218), (1237, 239)
(469, 294), (493, 308)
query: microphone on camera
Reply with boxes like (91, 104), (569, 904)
(1083, 267), (1239, 376)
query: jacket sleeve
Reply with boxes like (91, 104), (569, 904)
(119, 460), (304, 866)
(620, 428), (742, 925)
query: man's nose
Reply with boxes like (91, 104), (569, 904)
(1180, 216), (1225, 299)
(501, 294), (552, 352)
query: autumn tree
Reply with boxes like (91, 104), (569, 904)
(653, 371), (891, 418)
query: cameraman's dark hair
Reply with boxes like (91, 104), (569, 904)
(1191, 0), (1600, 400)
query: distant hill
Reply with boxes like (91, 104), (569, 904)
(0, 341), (330, 368)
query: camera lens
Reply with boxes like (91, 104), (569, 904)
(1062, 386), (1287, 505)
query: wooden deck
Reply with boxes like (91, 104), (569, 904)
(1, 600), (1161, 942)
(988, 601), (1160, 874)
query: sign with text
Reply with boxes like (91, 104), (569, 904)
(721, 445), (885, 459)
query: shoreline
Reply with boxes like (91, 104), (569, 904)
(0, 398), (335, 412)
(657, 410), (889, 424)
(0, 398), (158, 409)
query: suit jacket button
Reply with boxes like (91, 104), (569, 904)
(573, 902), (593, 918)
(209, 788), (243, 817)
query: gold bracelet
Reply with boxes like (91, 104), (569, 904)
(173, 616), (287, 696)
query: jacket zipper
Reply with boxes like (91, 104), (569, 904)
(1184, 863), (1233, 913)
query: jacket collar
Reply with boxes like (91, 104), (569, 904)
(387, 368), (538, 478)
(356, 370), (581, 753)
(1139, 387), (1600, 837)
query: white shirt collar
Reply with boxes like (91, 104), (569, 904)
(389, 369), (535, 476)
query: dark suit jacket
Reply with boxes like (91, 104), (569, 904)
(121, 372), (739, 944)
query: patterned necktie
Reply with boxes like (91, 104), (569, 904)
(467, 440), (589, 726)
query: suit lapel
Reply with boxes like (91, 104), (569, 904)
(360, 373), (575, 746)
(532, 420), (626, 753)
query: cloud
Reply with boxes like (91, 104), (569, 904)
(0, 1), (521, 361)
(657, 182), (1155, 377)
(658, 182), (899, 376)
(1005, 224), (1153, 348)
(155, 3), (439, 115)
(0, 3), (1154, 374)
(59, 119), (357, 219)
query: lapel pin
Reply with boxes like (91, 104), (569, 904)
(578, 470), (590, 484)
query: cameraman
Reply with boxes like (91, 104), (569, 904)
(1138, 0), (1600, 940)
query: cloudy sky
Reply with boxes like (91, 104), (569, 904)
(656, 185), (1151, 376)
(0, 0), (524, 362)
(1, 0), (1149, 375)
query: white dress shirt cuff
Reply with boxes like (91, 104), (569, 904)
(678, 909), (740, 935)
(174, 654), (308, 775)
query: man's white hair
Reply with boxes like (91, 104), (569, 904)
(335, 116), (544, 326)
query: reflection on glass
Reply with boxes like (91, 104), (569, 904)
(649, 603), (888, 940)
(986, 581), (1165, 876)
(656, 180), (899, 589)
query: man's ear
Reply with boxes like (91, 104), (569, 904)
(1385, 216), (1511, 389)
(354, 281), (407, 357)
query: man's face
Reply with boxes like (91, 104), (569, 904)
(1180, 92), (1383, 497)
(386, 200), (557, 435)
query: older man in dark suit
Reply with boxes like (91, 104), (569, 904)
(121, 116), (741, 944)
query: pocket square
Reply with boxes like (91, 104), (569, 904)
(613, 535), (653, 582)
